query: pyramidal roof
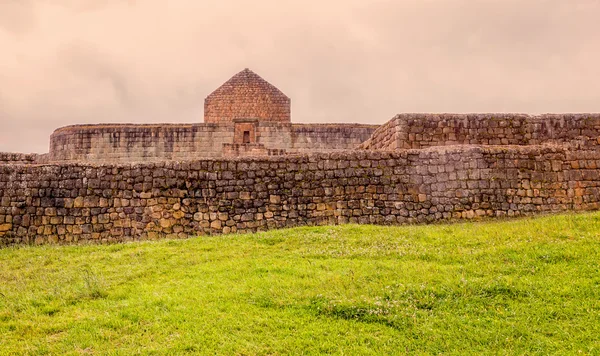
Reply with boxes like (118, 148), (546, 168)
(206, 68), (289, 99)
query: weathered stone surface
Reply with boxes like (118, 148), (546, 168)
(45, 122), (377, 163)
(360, 114), (600, 150)
(0, 152), (44, 165)
(1, 146), (600, 246)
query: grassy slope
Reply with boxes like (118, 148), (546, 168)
(0, 213), (599, 355)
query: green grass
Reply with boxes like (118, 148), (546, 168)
(1, 213), (600, 355)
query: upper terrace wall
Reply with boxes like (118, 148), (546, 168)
(254, 123), (378, 152)
(289, 124), (378, 153)
(0, 153), (46, 165)
(1, 146), (599, 246)
(360, 114), (600, 150)
(49, 124), (236, 163)
(48, 123), (379, 162)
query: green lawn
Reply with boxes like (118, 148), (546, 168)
(1, 214), (599, 355)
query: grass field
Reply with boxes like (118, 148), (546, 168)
(1, 213), (599, 355)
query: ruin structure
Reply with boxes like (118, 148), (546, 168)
(46, 69), (377, 163)
(1, 68), (600, 245)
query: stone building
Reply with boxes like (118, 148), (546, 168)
(46, 69), (378, 163)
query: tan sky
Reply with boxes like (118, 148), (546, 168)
(1, 0), (599, 153)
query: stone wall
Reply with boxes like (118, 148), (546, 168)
(357, 118), (401, 150)
(360, 114), (600, 150)
(255, 123), (378, 153)
(49, 124), (236, 162)
(289, 124), (379, 153)
(2, 145), (599, 246)
(0, 153), (46, 165)
(48, 123), (379, 162)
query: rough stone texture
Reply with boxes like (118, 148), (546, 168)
(204, 68), (291, 124)
(360, 114), (600, 150)
(48, 123), (378, 163)
(0, 153), (47, 165)
(222, 143), (285, 158)
(2, 146), (599, 246)
(49, 123), (236, 162)
(288, 124), (379, 153)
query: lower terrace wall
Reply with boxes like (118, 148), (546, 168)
(361, 114), (600, 150)
(1, 145), (599, 246)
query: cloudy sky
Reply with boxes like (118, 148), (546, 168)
(1, 0), (599, 153)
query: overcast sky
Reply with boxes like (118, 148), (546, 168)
(1, 0), (599, 153)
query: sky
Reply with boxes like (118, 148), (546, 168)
(1, 0), (599, 153)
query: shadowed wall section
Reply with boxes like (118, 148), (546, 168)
(1, 146), (599, 246)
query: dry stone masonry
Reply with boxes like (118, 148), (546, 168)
(48, 123), (377, 163)
(0, 153), (45, 165)
(1, 146), (599, 246)
(360, 113), (600, 150)
(2, 69), (600, 245)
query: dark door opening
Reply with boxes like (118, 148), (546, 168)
(243, 131), (251, 144)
